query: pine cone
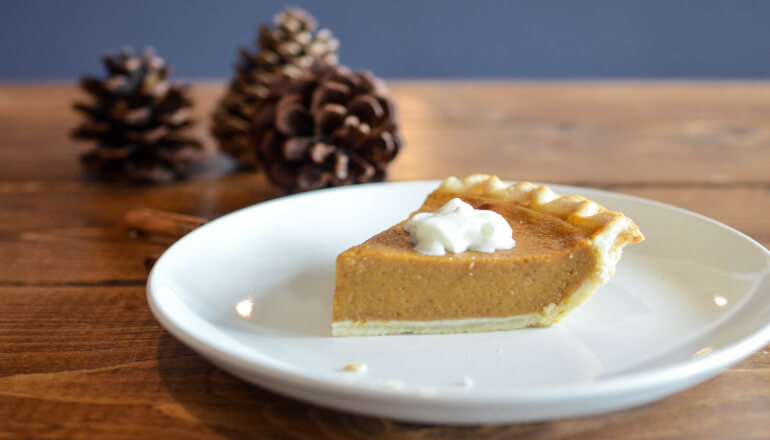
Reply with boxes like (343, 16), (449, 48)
(72, 48), (202, 184)
(253, 63), (402, 193)
(212, 8), (339, 166)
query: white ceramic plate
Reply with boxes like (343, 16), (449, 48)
(147, 181), (770, 424)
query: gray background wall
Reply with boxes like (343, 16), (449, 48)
(1, 0), (769, 80)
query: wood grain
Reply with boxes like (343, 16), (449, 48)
(3, 82), (770, 184)
(0, 82), (768, 439)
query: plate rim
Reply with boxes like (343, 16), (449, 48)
(147, 179), (770, 405)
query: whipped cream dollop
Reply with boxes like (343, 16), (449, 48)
(404, 198), (516, 256)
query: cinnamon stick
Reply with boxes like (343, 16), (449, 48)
(125, 208), (207, 239)
(144, 253), (162, 271)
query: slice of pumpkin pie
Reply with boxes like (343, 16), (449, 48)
(332, 174), (643, 337)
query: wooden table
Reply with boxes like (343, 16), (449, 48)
(1, 82), (769, 439)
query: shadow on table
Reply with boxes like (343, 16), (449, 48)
(155, 332), (549, 439)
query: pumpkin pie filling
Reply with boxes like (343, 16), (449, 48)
(332, 175), (643, 336)
(334, 190), (596, 322)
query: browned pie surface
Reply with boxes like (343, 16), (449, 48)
(333, 189), (596, 321)
(368, 189), (593, 258)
